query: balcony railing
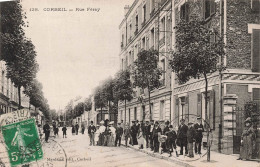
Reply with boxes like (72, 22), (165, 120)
(159, 36), (165, 47)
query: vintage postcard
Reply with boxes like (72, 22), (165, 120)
(0, 0), (259, 167)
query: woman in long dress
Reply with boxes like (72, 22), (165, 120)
(108, 122), (116, 147)
(137, 126), (144, 149)
(72, 125), (76, 135)
(238, 117), (256, 160)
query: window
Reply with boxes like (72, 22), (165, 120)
(128, 108), (131, 123)
(121, 59), (124, 70)
(150, 28), (155, 49)
(2, 71), (4, 93)
(180, 3), (189, 22)
(143, 4), (146, 23)
(160, 17), (166, 38)
(150, 103), (154, 120)
(129, 51), (132, 65)
(125, 55), (128, 67)
(253, 88), (260, 111)
(121, 34), (124, 48)
(140, 88), (144, 95)
(204, 0), (216, 20)
(135, 15), (139, 32)
(134, 45), (138, 60)
(7, 79), (9, 97)
(160, 59), (166, 86)
(134, 107), (137, 120)
(129, 24), (132, 39)
(251, 0), (260, 12)
(160, 100), (165, 120)
(142, 105), (145, 121)
(252, 29), (260, 72)
(142, 37), (146, 49)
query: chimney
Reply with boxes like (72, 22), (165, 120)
(124, 5), (130, 16)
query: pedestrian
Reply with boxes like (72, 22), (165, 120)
(194, 117), (204, 154)
(237, 117), (257, 161)
(149, 120), (155, 151)
(103, 123), (111, 146)
(161, 121), (170, 153)
(81, 124), (85, 134)
(88, 121), (96, 146)
(98, 120), (106, 146)
(108, 121), (116, 147)
(124, 123), (131, 147)
(54, 126), (59, 137)
(43, 121), (51, 143)
(187, 122), (195, 158)
(62, 125), (67, 138)
(177, 119), (188, 155)
(115, 122), (123, 147)
(144, 121), (150, 148)
(75, 122), (79, 135)
(137, 126), (144, 149)
(166, 125), (178, 157)
(152, 121), (162, 153)
(95, 125), (100, 146)
(52, 121), (56, 138)
(72, 125), (76, 135)
(130, 120), (138, 145)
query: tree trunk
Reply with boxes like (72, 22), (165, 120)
(18, 86), (21, 109)
(125, 99), (127, 123)
(204, 73), (210, 162)
(101, 106), (103, 122)
(108, 100), (110, 121)
(148, 88), (151, 121)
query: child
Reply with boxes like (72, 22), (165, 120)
(62, 125), (67, 138)
(187, 122), (195, 158)
(167, 125), (178, 157)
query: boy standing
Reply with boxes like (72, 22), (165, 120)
(62, 125), (67, 138)
(167, 125), (178, 157)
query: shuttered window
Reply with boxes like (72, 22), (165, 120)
(180, 3), (189, 22)
(252, 29), (260, 72)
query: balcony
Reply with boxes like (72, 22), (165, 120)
(134, 29), (138, 36)
(159, 36), (165, 47)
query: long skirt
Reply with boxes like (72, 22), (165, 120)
(98, 133), (104, 146)
(108, 134), (115, 147)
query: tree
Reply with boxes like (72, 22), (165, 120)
(24, 79), (44, 110)
(64, 100), (73, 122)
(84, 97), (92, 111)
(132, 49), (162, 120)
(169, 19), (225, 161)
(94, 86), (107, 121)
(5, 38), (39, 108)
(113, 69), (133, 122)
(102, 77), (115, 120)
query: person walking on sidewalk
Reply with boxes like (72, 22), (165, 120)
(72, 125), (76, 135)
(81, 124), (85, 134)
(131, 120), (138, 145)
(237, 117), (256, 161)
(144, 121), (150, 148)
(137, 126), (144, 149)
(149, 120), (155, 151)
(62, 125), (67, 138)
(124, 123), (131, 147)
(115, 122), (123, 147)
(161, 121), (170, 153)
(43, 121), (51, 143)
(75, 122), (79, 135)
(152, 121), (162, 153)
(194, 117), (204, 154)
(88, 121), (96, 146)
(166, 125), (178, 157)
(177, 119), (188, 155)
(187, 122), (195, 158)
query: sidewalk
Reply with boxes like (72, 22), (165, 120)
(121, 140), (260, 167)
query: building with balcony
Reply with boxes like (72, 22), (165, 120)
(172, 0), (260, 155)
(118, 0), (173, 125)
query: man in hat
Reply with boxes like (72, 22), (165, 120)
(152, 121), (162, 153)
(131, 120), (138, 145)
(43, 121), (51, 143)
(144, 121), (150, 148)
(149, 120), (155, 151)
(187, 122), (195, 158)
(124, 123), (131, 147)
(98, 120), (106, 146)
(177, 119), (188, 155)
(194, 117), (204, 154)
(75, 122), (79, 135)
(115, 122), (123, 146)
(88, 121), (96, 146)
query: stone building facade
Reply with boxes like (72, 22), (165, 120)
(118, 0), (173, 125)
(172, 0), (260, 155)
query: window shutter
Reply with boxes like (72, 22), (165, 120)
(197, 93), (202, 117)
(185, 95), (189, 121)
(209, 90), (215, 130)
(252, 29), (260, 72)
(251, 0), (260, 12)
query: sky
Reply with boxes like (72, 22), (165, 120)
(21, 0), (134, 111)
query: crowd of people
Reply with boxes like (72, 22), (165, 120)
(86, 117), (205, 158)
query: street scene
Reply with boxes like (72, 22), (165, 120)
(0, 0), (260, 167)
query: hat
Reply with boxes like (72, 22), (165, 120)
(155, 121), (159, 124)
(100, 120), (104, 124)
(96, 125), (100, 127)
(169, 125), (173, 128)
(165, 121), (170, 125)
(180, 119), (185, 122)
(197, 117), (202, 120)
(146, 120), (149, 123)
(131, 120), (136, 123)
(245, 117), (251, 123)
(188, 122), (193, 125)
(151, 120), (154, 122)
(90, 121), (93, 124)
(118, 122), (121, 125)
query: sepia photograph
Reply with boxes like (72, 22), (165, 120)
(0, 0), (260, 166)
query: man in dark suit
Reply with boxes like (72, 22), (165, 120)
(194, 117), (204, 154)
(148, 120), (155, 151)
(161, 121), (170, 152)
(43, 121), (51, 143)
(130, 121), (138, 145)
(144, 121), (150, 148)
(88, 121), (96, 146)
(152, 121), (162, 153)
(177, 119), (188, 155)
(115, 122), (123, 146)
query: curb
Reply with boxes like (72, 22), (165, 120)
(121, 143), (195, 167)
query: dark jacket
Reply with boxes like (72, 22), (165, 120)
(152, 126), (162, 139)
(144, 125), (150, 136)
(116, 127), (123, 136)
(131, 125), (138, 135)
(187, 127), (196, 143)
(62, 127), (67, 132)
(88, 125), (96, 134)
(194, 123), (204, 142)
(167, 130), (177, 141)
(177, 124), (188, 139)
(43, 124), (50, 133)
(163, 126), (170, 135)
(148, 124), (154, 136)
